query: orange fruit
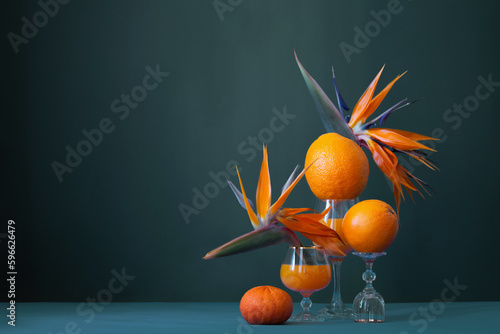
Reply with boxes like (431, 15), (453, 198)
(342, 200), (399, 252)
(305, 133), (369, 200)
(240, 286), (293, 325)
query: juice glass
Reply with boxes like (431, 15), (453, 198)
(280, 246), (331, 322)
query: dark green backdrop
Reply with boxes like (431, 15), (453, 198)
(3, 0), (500, 303)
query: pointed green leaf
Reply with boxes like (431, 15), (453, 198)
(203, 225), (300, 259)
(295, 51), (358, 142)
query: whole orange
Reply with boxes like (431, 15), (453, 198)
(305, 133), (369, 200)
(342, 200), (399, 252)
(240, 286), (293, 325)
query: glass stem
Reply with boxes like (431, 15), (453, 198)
(330, 258), (344, 311)
(301, 296), (312, 312)
(363, 260), (376, 293)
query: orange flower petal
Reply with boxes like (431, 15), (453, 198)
(359, 72), (406, 124)
(349, 65), (385, 126)
(269, 163), (311, 215)
(384, 129), (438, 142)
(367, 128), (436, 152)
(256, 146), (272, 218)
(302, 233), (346, 257)
(392, 184), (402, 214)
(403, 151), (438, 171)
(367, 140), (422, 213)
(367, 140), (397, 179)
(279, 208), (313, 217)
(295, 206), (330, 223)
(278, 216), (339, 238)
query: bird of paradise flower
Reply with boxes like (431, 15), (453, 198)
(294, 52), (437, 211)
(204, 53), (438, 259)
(203, 147), (346, 259)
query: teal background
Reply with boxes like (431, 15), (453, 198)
(2, 0), (500, 303)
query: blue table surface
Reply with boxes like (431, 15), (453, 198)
(2, 302), (499, 334)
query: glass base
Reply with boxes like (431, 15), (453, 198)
(355, 319), (384, 323)
(352, 252), (386, 323)
(288, 311), (326, 322)
(318, 305), (354, 320)
(353, 291), (385, 323)
(317, 256), (354, 320)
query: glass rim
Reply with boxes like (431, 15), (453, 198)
(323, 198), (358, 201)
(287, 245), (324, 250)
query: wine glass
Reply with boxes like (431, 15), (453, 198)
(280, 246), (331, 322)
(316, 198), (358, 319)
(352, 252), (386, 323)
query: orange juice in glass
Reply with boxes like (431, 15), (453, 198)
(280, 246), (331, 322)
(280, 263), (331, 296)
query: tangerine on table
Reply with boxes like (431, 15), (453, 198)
(342, 199), (399, 253)
(240, 286), (293, 325)
(305, 133), (369, 200)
